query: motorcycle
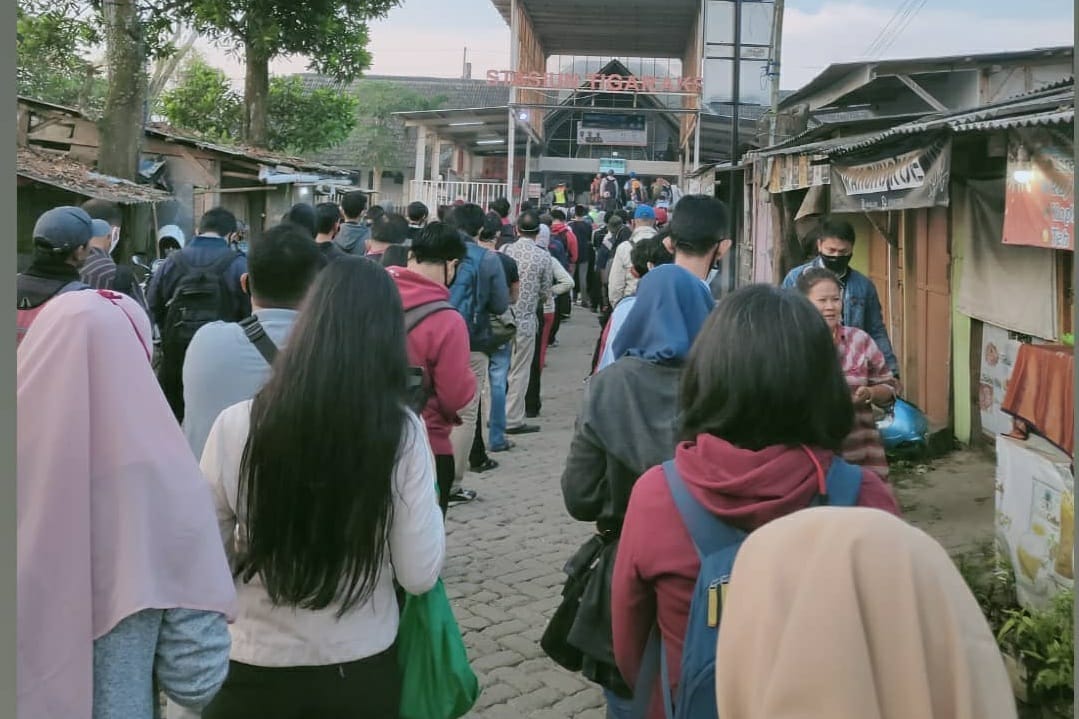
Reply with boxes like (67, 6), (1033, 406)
(131, 254), (163, 371)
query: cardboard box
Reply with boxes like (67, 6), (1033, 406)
(995, 434), (1074, 610)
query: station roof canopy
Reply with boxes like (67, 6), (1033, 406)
(489, 0), (700, 58)
(393, 106), (539, 156)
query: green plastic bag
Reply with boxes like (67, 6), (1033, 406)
(397, 579), (481, 719)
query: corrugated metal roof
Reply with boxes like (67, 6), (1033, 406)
(952, 109), (1074, 132)
(17, 147), (172, 205)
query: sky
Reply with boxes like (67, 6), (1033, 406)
(198, 0), (1073, 92)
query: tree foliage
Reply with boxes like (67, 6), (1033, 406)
(160, 58), (358, 154)
(345, 81), (447, 171)
(16, 2), (107, 113)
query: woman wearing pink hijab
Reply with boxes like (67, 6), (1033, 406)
(17, 289), (237, 719)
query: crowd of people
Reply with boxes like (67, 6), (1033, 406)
(16, 187), (1021, 719)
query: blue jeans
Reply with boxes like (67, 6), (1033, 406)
(487, 343), (512, 449)
(604, 688), (635, 719)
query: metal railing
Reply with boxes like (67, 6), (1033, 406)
(408, 180), (510, 211)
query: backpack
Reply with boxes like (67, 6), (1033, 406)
(633, 456), (864, 719)
(448, 243), (493, 351)
(549, 228), (571, 271)
(403, 299), (456, 412)
(161, 250), (238, 352)
(16, 280), (89, 346)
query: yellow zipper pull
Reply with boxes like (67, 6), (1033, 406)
(707, 581), (720, 627)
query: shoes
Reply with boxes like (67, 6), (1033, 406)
(448, 488), (477, 505)
(525, 410), (540, 418)
(469, 458), (499, 472)
(489, 441), (515, 452)
(549, 339), (560, 348)
(506, 424), (540, 435)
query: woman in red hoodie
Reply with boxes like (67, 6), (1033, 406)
(611, 283), (901, 718)
(386, 223), (476, 514)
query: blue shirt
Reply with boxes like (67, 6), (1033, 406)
(782, 258), (899, 375)
(182, 308), (298, 459)
(147, 236), (249, 330)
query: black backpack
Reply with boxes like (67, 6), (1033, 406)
(161, 250), (238, 351)
(403, 299), (456, 412)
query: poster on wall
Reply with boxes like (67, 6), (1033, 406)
(830, 135), (951, 213)
(980, 324), (1023, 437)
(1002, 126), (1074, 251)
(995, 434), (1073, 611)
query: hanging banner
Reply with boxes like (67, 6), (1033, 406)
(1002, 126), (1074, 251)
(767, 154), (830, 193)
(830, 135), (951, 212)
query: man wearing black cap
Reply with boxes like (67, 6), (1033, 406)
(16, 206), (94, 344)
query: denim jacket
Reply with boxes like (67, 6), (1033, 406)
(782, 258), (899, 376)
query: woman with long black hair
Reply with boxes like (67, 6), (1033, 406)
(200, 257), (445, 719)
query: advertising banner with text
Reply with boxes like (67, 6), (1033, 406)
(830, 135), (951, 213)
(1002, 126), (1074, 251)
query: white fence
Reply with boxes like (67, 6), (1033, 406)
(408, 181), (510, 211)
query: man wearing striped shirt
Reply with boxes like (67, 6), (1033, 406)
(79, 199), (148, 312)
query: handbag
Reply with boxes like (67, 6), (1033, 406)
(481, 309), (517, 355)
(540, 533), (607, 671)
(397, 579), (480, 719)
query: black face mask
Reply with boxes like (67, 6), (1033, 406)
(820, 254), (852, 275)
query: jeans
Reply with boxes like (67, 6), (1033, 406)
(603, 688), (635, 719)
(487, 343), (512, 448)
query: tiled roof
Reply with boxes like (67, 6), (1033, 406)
(17, 147), (173, 204)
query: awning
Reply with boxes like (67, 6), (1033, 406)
(393, 106), (540, 156)
(17, 147), (172, 205)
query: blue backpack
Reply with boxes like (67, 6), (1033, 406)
(448, 241), (491, 350)
(632, 457), (864, 719)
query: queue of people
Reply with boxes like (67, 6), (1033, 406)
(16, 188), (1021, 719)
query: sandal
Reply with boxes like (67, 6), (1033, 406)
(469, 458), (499, 472)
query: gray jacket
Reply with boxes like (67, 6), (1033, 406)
(334, 221), (370, 256)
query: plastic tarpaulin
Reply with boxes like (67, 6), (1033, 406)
(956, 179), (1057, 340)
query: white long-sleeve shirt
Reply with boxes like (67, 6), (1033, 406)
(544, 255), (575, 314)
(200, 403), (445, 667)
(607, 225), (657, 307)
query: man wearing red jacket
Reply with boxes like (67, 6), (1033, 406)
(386, 222), (477, 514)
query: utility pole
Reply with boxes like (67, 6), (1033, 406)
(768, 0), (785, 146)
(726, 0), (743, 292)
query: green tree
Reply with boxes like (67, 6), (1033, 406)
(267, 76), (358, 154)
(161, 60), (358, 154)
(181, 0), (401, 146)
(160, 57), (242, 141)
(16, 3), (107, 114)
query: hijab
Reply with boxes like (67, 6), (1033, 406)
(716, 507), (1018, 719)
(17, 290), (237, 718)
(610, 264), (715, 365)
(536, 223), (551, 250)
(158, 224), (186, 248)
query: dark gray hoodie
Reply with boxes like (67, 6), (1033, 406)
(334, 221), (370, 256)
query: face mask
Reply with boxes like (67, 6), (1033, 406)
(820, 253), (852, 275)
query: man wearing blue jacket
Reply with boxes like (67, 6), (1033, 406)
(782, 218), (900, 378)
(446, 204), (510, 505)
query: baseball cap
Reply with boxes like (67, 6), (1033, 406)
(33, 206), (94, 254)
(634, 204), (656, 221)
(655, 207), (669, 225)
(90, 219), (111, 238)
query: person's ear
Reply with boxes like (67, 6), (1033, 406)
(717, 238), (733, 259)
(240, 273), (250, 295)
(663, 236), (674, 254)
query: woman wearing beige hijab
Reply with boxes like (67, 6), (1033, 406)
(716, 507), (1017, 719)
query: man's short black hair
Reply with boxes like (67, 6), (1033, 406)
(247, 222), (322, 306)
(490, 197), (511, 218)
(631, 231), (674, 277)
(412, 222), (468, 264)
(574, 205), (588, 218)
(454, 203), (486, 237)
(340, 191), (368, 220)
(367, 205), (386, 224)
(315, 202), (341, 235)
(481, 212), (504, 242)
(818, 217), (857, 245)
(680, 284), (854, 451)
(669, 195), (728, 256)
(198, 207), (239, 237)
(550, 208), (567, 222)
(80, 199), (122, 226)
(407, 201), (429, 223)
(282, 204), (316, 237)
(517, 209), (541, 236)
(372, 213), (408, 245)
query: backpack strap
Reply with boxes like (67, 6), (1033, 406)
(238, 315), (278, 365)
(662, 460), (746, 559)
(820, 456), (864, 506)
(404, 300), (455, 333)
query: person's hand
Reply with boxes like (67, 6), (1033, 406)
(853, 386), (873, 405)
